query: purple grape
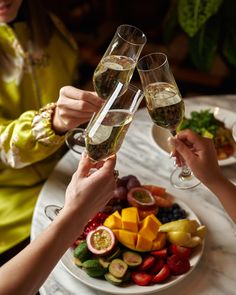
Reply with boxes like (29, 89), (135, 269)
(113, 186), (127, 201)
(126, 177), (141, 190)
(117, 175), (135, 187)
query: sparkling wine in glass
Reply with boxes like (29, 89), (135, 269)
(93, 24), (147, 100)
(137, 52), (200, 189)
(65, 25), (146, 153)
(48, 83), (144, 221)
(85, 83), (143, 162)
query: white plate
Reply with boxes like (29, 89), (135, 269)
(151, 104), (236, 166)
(61, 198), (204, 295)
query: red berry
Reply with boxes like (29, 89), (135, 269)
(150, 248), (168, 259)
(149, 258), (165, 275)
(167, 254), (190, 275)
(131, 272), (153, 286)
(169, 245), (192, 260)
(152, 264), (170, 283)
(137, 255), (156, 271)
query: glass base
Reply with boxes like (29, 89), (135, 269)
(65, 128), (85, 154)
(44, 205), (62, 221)
(170, 168), (200, 190)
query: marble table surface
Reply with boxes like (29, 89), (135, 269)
(31, 95), (236, 295)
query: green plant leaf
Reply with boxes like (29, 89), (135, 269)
(222, 0), (236, 66)
(178, 0), (223, 37)
(189, 13), (220, 71)
(162, 1), (179, 43)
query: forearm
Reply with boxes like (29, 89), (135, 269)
(203, 175), (236, 223)
(0, 209), (86, 295)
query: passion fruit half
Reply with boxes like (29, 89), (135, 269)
(86, 225), (116, 256)
(127, 187), (157, 210)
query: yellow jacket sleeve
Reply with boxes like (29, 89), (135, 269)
(0, 107), (64, 169)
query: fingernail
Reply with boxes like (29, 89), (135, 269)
(169, 151), (174, 159)
(82, 152), (88, 159)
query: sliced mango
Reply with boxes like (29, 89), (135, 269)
(103, 207), (166, 252)
(152, 232), (166, 250)
(121, 207), (139, 232)
(139, 214), (161, 241)
(136, 234), (153, 252)
(115, 229), (137, 247)
(103, 210), (122, 229)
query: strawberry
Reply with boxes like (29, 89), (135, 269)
(169, 245), (192, 260)
(167, 254), (190, 275)
(150, 248), (168, 259)
(137, 255), (156, 271)
(131, 272), (153, 286)
(152, 264), (170, 283)
(149, 258), (165, 275)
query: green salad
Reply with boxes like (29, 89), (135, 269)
(178, 109), (222, 138)
(178, 109), (235, 160)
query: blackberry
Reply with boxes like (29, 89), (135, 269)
(157, 203), (187, 223)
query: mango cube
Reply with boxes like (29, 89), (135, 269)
(139, 214), (161, 241)
(151, 232), (166, 250)
(121, 207), (139, 232)
(115, 229), (137, 249)
(103, 210), (122, 229)
(136, 234), (153, 252)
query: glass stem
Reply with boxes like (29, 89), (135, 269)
(170, 129), (192, 178)
(179, 165), (192, 178)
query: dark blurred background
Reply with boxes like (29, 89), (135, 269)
(42, 0), (236, 98)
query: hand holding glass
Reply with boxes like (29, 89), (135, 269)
(137, 52), (200, 189)
(66, 83), (143, 162)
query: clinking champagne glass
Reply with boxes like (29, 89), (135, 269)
(81, 82), (143, 162)
(137, 52), (200, 189)
(65, 24), (146, 153)
(93, 24), (147, 100)
(47, 84), (143, 221)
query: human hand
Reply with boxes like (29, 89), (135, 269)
(52, 86), (103, 134)
(169, 129), (222, 185)
(63, 153), (116, 226)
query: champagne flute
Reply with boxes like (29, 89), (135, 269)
(93, 24), (147, 100)
(137, 52), (200, 189)
(82, 82), (143, 162)
(65, 24), (146, 152)
(46, 83), (143, 220)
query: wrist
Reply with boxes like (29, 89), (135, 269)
(55, 206), (88, 241)
(202, 172), (226, 191)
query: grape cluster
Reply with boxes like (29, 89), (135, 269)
(157, 203), (187, 224)
(101, 175), (141, 215)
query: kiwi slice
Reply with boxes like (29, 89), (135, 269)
(109, 258), (128, 278)
(122, 251), (142, 268)
(105, 273), (123, 285)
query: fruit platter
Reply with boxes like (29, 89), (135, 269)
(61, 175), (206, 294)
